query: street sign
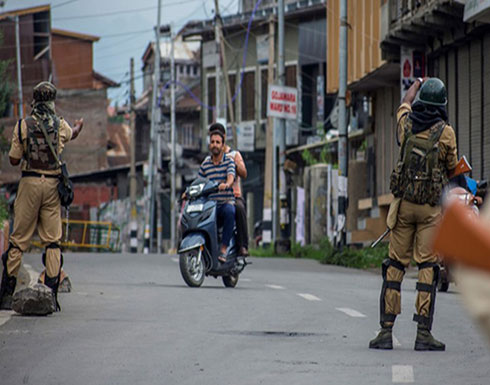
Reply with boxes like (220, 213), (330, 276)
(267, 84), (298, 120)
(237, 122), (255, 152)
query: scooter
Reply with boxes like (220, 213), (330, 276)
(438, 179), (486, 292)
(178, 178), (248, 288)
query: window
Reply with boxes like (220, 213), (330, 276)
(226, 74), (236, 122)
(286, 65), (297, 88)
(207, 76), (215, 123)
(241, 71), (255, 121)
(261, 69), (268, 120)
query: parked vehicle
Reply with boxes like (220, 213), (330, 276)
(178, 179), (248, 288)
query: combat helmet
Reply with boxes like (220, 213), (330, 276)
(33, 81), (57, 102)
(419, 78), (447, 106)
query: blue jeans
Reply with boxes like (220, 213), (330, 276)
(217, 203), (235, 249)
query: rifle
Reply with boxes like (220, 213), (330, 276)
(449, 155), (472, 179)
(370, 228), (390, 248)
(370, 197), (401, 248)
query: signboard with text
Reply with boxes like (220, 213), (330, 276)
(267, 85), (298, 120)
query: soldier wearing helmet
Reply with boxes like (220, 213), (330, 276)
(0, 81), (83, 312)
(369, 78), (458, 351)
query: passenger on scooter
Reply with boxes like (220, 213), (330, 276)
(198, 129), (236, 263)
(208, 123), (249, 257)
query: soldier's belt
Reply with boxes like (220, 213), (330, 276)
(22, 171), (59, 179)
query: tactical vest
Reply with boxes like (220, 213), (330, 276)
(389, 119), (447, 206)
(24, 116), (60, 171)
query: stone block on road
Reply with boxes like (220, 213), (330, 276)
(12, 283), (55, 316)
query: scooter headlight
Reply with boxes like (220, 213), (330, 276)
(188, 183), (205, 198)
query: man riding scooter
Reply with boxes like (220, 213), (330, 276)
(197, 128), (236, 263)
(208, 123), (249, 257)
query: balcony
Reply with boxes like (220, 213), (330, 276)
(380, 0), (465, 58)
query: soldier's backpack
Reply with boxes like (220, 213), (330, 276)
(24, 116), (60, 171)
(389, 119), (447, 206)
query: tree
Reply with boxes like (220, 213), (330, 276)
(0, 32), (12, 118)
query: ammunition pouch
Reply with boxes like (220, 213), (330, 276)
(389, 162), (404, 199)
(413, 262), (439, 330)
(380, 258), (406, 326)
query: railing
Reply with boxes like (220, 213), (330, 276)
(32, 220), (121, 252)
(389, 0), (433, 24)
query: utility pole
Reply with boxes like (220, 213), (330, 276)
(170, 27), (177, 252)
(144, 0), (162, 254)
(15, 15), (23, 118)
(337, 0), (348, 247)
(129, 58), (138, 253)
(276, 0), (288, 250)
(262, 17), (275, 247)
(214, 0), (237, 147)
(214, 5), (221, 122)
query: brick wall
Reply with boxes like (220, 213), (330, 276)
(56, 89), (108, 174)
(72, 184), (115, 207)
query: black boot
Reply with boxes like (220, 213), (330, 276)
(414, 326), (445, 351)
(369, 326), (393, 350)
(0, 271), (16, 310)
(44, 275), (61, 312)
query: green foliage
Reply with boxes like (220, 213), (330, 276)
(0, 125), (11, 154)
(359, 139), (368, 152)
(301, 146), (332, 166)
(249, 243), (289, 258)
(301, 149), (317, 166)
(250, 237), (388, 269)
(0, 33), (12, 118)
(0, 196), (9, 228)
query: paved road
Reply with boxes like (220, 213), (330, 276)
(0, 253), (489, 385)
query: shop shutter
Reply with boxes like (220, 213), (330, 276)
(483, 32), (490, 181)
(447, 50), (457, 130)
(457, 45), (470, 162)
(470, 40), (482, 179)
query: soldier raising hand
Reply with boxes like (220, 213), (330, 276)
(369, 78), (457, 352)
(0, 81), (83, 312)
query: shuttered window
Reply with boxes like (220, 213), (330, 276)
(226, 74), (236, 122)
(241, 71), (255, 121)
(207, 76), (215, 124)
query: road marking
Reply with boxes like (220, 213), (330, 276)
(240, 278), (251, 282)
(393, 334), (401, 347)
(373, 331), (401, 347)
(392, 365), (414, 383)
(336, 307), (366, 318)
(171, 257), (179, 263)
(266, 284), (285, 290)
(297, 293), (322, 301)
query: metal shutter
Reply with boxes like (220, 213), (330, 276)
(457, 45), (470, 162)
(447, 50), (457, 130)
(470, 40), (482, 179)
(483, 32), (490, 181)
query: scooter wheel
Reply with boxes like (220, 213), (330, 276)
(179, 250), (205, 287)
(438, 279), (449, 292)
(222, 274), (239, 288)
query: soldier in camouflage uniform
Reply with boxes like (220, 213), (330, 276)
(369, 78), (458, 351)
(0, 82), (83, 311)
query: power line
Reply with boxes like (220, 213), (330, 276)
(52, 0), (79, 9)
